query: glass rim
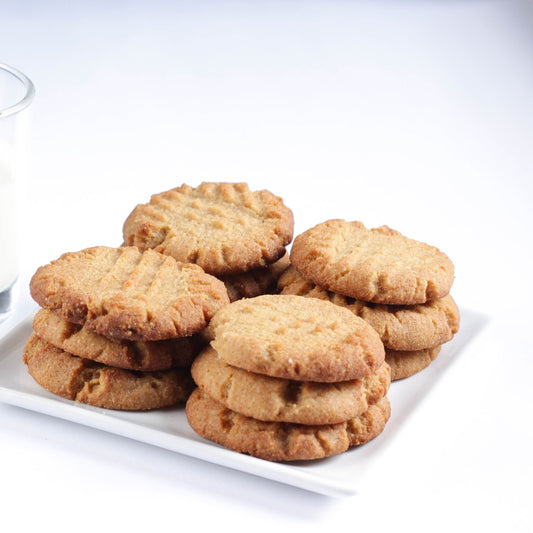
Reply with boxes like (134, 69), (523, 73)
(0, 63), (35, 118)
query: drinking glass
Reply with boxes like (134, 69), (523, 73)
(0, 63), (35, 321)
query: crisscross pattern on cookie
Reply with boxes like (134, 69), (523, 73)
(210, 294), (385, 382)
(290, 219), (454, 304)
(122, 182), (294, 275)
(30, 246), (229, 340)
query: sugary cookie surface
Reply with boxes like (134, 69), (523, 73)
(290, 219), (454, 305)
(210, 294), (385, 382)
(122, 182), (294, 275)
(30, 246), (229, 341)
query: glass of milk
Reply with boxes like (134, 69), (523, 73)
(0, 64), (35, 322)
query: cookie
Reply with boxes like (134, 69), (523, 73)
(191, 346), (391, 424)
(220, 252), (290, 302)
(278, 265), (460, 351)
(23, 333), (194, 410)
(33, 309), (205, 371)
(122, 182), (294, 275)
(186, 388), (390, 461)
(30, 246), (230, 341)
(385, 346), (441, 381)
(209, 294), (385, 382)
(345, 397), (391, 447)
(290, 219), (454, 304)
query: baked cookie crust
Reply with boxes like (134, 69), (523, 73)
(33, 309), (205, 371)
(220, 253), (290, 302)
(385, 346), (441, 381)
(278, 265), (459, 351)
(290, 219), (454, 305)
(30, 246), (229, 341)
(24, 333), (195, 410)
(185, 388), (391, 462)
(209, 294), (385, 382)
(122, 182), (294, 275)
(191, 346), (391, 424)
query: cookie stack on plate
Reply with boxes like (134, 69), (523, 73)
(24, 245), (229, 410)
(280, 220), (460, 380)
(121, 182), (294, 301)
(185, 294), (391, 462)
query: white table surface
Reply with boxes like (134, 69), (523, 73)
(1, 1), (532, 531)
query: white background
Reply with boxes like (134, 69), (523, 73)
(1, 1), (532, 531)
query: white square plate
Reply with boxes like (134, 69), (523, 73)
(0, 309), (487, 497)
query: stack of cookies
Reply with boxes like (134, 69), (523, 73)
(21, 182), (461, 464)
(186, 294), (392, 462)
(279, 220), (460, 380)
(24, 245), (230, 410)
(122, 182), (294, 302)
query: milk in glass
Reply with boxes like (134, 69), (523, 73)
(0, 138), (18, 294)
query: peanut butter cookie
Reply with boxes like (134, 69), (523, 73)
(122, 182), (294, 275)
(24, 333), (195, 410)
(290, 220), (454, 304)
(186, 388), (390, 462)
(385, 346), (441, 380)
(33, 309), (206, 371)
(30, 246), (229, 341)
(191, 346), (391, 424)
(209, 294), (385, 382)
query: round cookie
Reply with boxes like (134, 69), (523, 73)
(290, 219), (454, 305)
(122, 182), (294, 275)
(191, 346), (391, 424)
(30, 246), (230, 341)
(278, 265), (460, 351)
(23, 333), (195, 410)
(385, 346), (441, 381)
(220, 252), (290, 302)
(209, 294), (385, 382)
(33, 309), (206, 371)
(186, 388), (391, 462)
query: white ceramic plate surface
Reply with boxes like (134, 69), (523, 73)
(0, 309), (487, 497)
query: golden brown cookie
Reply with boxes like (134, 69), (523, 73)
(191, 346), (391, 424)
(220, 252), (290, 302)
(290, 219), (454, 305)
(278, 265), (460, 351)
(33, 309), (205, 371)
(345, 397), (391, 447)
(185, 388), (390, 462)
(122, 182), (294, 275)
(385, 346), (441, 381)
(30, 246), (230, 341)
(209, 294), (385, 382)
(23, 333), (195, 410)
